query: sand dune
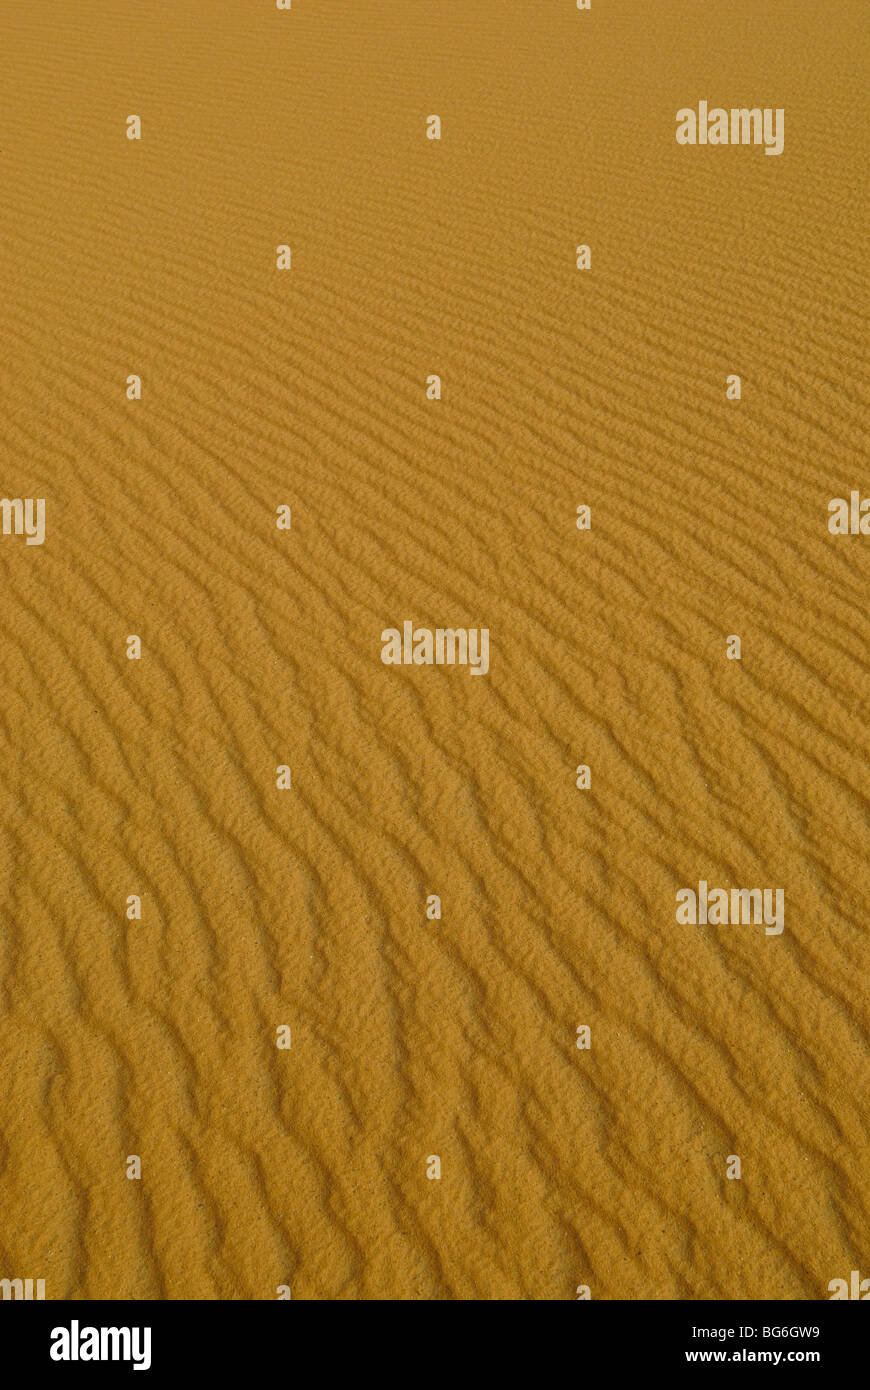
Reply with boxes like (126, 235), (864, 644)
(0, 0), (867, 1299)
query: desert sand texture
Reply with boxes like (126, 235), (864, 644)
(0, 0), (868, 1300)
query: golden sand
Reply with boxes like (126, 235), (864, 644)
(0, 0), (867, 1299)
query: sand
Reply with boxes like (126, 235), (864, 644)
(0, 0), (867, 1300)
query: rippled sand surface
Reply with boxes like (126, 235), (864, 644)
(0, 0), (867, 1299)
